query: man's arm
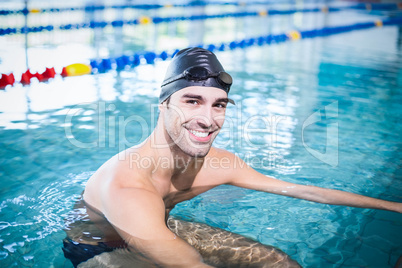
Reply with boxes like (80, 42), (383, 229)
(102, 186), (212, 267)
(220, 152), (402, 213)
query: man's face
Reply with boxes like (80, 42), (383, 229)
(161, 86), (229, 158)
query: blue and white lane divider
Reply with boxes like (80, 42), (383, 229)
(89, 16), (402, 73)
(1, 16), (402, 89)
(2, 3), (402, 36)
(1, 1), (401, 15)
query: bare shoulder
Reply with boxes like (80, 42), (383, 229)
(200, 147), (252, 184)
(207, 147), (237, 159)
(83, 146), (157, 212)
(206, 147), (250, 168)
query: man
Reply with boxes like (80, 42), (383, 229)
(63, 47), (402, 267)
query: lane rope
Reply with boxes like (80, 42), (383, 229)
(1, 3), (402, 36)
(1, 1), (401, 15)
(1, 16), (402, 90)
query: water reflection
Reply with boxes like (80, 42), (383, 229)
(63, 196), (300, 267)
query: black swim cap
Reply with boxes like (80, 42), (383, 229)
(159, 47), (233, 104)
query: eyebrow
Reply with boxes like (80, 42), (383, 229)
(215, 98), (230, 104)
(182, 94), (204, 101)
(182, 94), (229, 104)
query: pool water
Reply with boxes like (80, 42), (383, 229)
(1, 4), (402, 268)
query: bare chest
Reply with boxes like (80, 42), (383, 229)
(162, 174), (220, 209)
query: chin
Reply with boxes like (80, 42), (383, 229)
(193, 151), (209, 158)
(184, 147), (211, 158)
(188, 150), (209, 158)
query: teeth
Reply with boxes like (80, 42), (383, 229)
(189, 130), (209, 138)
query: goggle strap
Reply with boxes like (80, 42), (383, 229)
(161, 73), (186, 87)
(161, 72), (227, 88)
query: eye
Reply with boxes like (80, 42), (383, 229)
(186, 100), (199, 105)
(214, 103), (227, 109)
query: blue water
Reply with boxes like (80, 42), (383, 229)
(1, 3), (402, 267)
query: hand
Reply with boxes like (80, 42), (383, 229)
(391, 202), (402, 214)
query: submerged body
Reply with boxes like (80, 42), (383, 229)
(167, 218), (300, 268)
(64, 195), (300, 267)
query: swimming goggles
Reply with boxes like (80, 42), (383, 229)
(161, 66), (233, 92)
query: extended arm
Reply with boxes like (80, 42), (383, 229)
(225, 154), (402, 213)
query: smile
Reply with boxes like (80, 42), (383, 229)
(189, 130), (209, 138)
(187, 129), (213, 142)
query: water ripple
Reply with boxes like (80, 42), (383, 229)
(0, 172), (91, 266)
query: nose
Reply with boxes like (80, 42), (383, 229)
(197, 119), (212, 130)
(195, 106), (214, 130)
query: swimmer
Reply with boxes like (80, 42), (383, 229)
(63, 47), (402, 267)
